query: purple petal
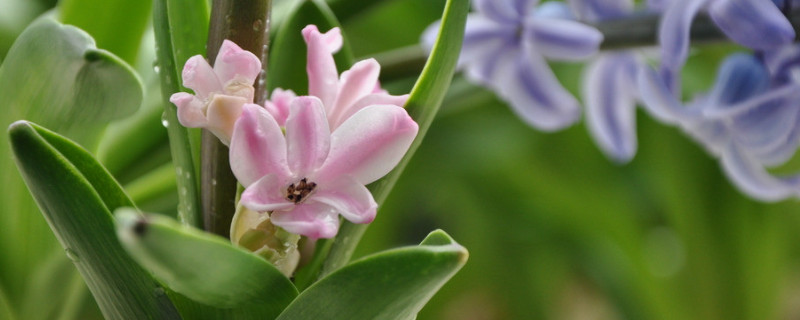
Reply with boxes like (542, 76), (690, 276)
(303, 25), (341, 107)
(213, 40), (261, 86)
(240, 174), (294, 212)
(709, 0), (794, 50)
(524, 18), (603, 61)
(703, 54), (769, 109)
(206, 95), (247, 146)
(312, 177), (377, 224)
(584, 53), (639, 162)
(229, 104), (291, 187)
(638, 66), (699, 123)
(730, 89), (800, 156)
(271, 203), (340, 239)
(493, 47), (581, 131)
(285, 97), (331, 177)
(331, 59), (381, 121)
(459, 16), (517, 68)
(750, 113), (800, 166)
(720, 144), (800, 201)
(182, 55), (222, 97)
(317, 105), (418, 185)
(473, 0), (531, 22)
(659, 0), (708, 73)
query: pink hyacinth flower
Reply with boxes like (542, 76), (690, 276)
(229, 97), (418, 238)
(294, 25), (409, 129)
(170, 40), (261, 145)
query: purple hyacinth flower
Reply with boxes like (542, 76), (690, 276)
(569, 0), (644, 162)
(658, 0), (794, 92)
(422, 0), (603, 131)
(639, 53), (800, 201)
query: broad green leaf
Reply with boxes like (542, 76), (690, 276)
(0, 17), (143, 306)
(20, 249), (88, 320)
(152, 0), (209, 227)
(0, 282), (14, 320)
(277, 230), (468, 320)
(8, 121), (180, 319)
(115, 209), (298, 317)
(59, 0), (151, 64)
(268, 0), (355, 94)
(320, 0), (469, 277)
(96, 78), (168, 178)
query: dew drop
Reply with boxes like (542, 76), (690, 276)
(65, 249), (80, 262)
(211, 179), (218, 186)
(153, 65), (160, 74)
(161, 113), (170, 128)
(253, 19), (263, 31)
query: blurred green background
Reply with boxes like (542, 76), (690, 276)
(2, 0), (800, 319)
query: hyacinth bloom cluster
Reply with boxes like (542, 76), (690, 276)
(573, 0), (642, 162)
(639, 54), (800, 201)
(172, 26), (418, 239)
(231, 99), (417, 238)
(423, 0), (603, 131)
(657, 0), (795, 91)
(170, 40), (261, 145)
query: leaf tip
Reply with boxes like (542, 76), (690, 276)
(115, 208), (149, 242)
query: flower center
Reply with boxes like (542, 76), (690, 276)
(286, 178), (317, 204)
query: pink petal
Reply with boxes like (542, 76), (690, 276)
(271, 202), (340, 239)
(312, 177), (377, 224)
(171, 92), (208, 127)
(331, 59), (381, 121)
(206, 94), (247, 146)
(263, 88), (297, 127)
(303, 25), (342, 108)
(213, 40), (262, 87)
(229, 104), (291, 187)
(240, 174), (295, 212)
(285, 97), (331, 177)
(316, 105), (418, 185)
(329, 93), (409, 130)
(182, 55), (222, 97)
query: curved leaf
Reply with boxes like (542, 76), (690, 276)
(0, 17), (143, 306)
(8, 121), (180, 319)
(320, 0), (470, 277)
(59, 0), (152, 64)
(268, 0), (355, 94)
(277, 230), (468, 320)
(115, 209), (298, 317)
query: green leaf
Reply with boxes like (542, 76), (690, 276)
(8, 121), (180, 319)
(268, 0), (355, 94)
(115, 209), (298, 316)
(320, 0), (469, 278)
(152, 0), (209, 227)
(277, 230), (468, 320)
(59, 0), (152, 64)
(0, 283), (15, 320)
(0, 17), (143, 306)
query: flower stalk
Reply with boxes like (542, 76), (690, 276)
(203, 0), (272, 237)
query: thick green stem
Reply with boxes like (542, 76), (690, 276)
(203, 0), (272, 237)
(153, 0), (203, 228)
